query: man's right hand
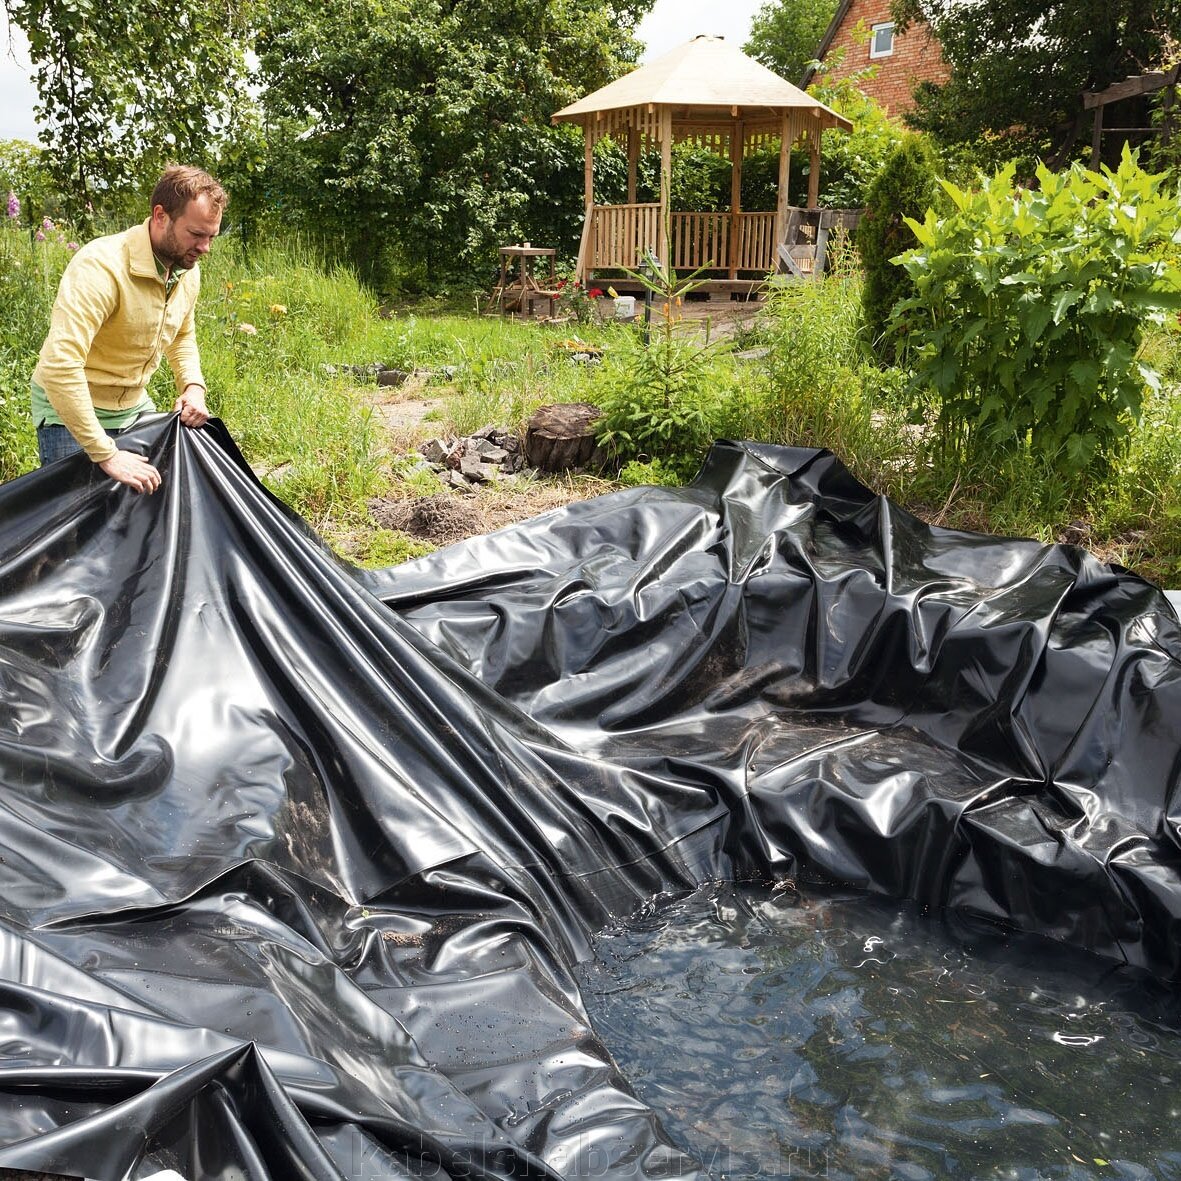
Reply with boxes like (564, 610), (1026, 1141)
(98, 450), (162, 494)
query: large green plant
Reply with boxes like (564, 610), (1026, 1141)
(893, 148), (1181, 474)
(250, 0), (653, 291)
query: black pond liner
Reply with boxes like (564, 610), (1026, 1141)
(0, 414), (1177, 1179)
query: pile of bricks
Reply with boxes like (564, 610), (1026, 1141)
(418, 426), (527, 488)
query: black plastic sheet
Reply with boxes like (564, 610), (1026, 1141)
(0, 414), (1178, 1179)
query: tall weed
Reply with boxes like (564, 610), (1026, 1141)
(745, 265), (910, 491)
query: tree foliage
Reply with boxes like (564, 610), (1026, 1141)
(4, 0), (255, 217)
(893, 0), (1181, 161)
(892, 148), (1181, 475)
(247, 0), (653, 291)
(856, 133), (939, 359)
(744, 0), (840, 85)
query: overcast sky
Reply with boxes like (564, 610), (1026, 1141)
(637, 0), (764, 60)
(0, 1), (766, 143)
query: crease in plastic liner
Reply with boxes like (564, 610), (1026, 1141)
(0, 413), (1177, 1179)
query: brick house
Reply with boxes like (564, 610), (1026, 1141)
(801, 0), (948, 116)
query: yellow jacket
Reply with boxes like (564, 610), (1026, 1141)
(33, 219), (206, 462)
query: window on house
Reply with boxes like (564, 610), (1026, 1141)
(870, 22), (895, 58)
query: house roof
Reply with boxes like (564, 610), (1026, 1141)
(552, 35), (852, 131)
(800, 0), (854, 88)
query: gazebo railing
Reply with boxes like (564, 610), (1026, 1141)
(731, 212), (777, 272)
(589, 202), (661, 270)
(583, 204), (779, 276)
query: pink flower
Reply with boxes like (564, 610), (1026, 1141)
(42, 217), (53, 231)
(34, 230), (45, 241)
(5, 191), (18, 220)
(66, 241), (78, 251)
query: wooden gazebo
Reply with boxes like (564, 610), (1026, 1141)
(552, 35), (853, 290)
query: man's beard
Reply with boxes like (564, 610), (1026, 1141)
(157, 224), (199, 270)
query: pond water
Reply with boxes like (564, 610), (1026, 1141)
(578, 884), (1181, 1181)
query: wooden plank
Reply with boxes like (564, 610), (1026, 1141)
(627, 128), (639, 204)
(660, 108), (672, 250)
(807, 125), (821, 209)
(577, 203), (595, 282)
(1084, 68), (1179, 109)
(813, 224), (830, 279)
(777, 243), (806, 278)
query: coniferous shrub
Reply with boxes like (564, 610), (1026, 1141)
(855, 134), (940, 361)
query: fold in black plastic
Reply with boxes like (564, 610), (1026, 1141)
(0, 415), (1178, 1178)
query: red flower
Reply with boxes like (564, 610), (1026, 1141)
(587, 288), (603, 298)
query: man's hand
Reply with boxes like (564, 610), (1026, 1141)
(99, 449), (161, 494)
(175, 384), (209, 428)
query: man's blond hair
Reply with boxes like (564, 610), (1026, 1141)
(150, 165), (228, 218)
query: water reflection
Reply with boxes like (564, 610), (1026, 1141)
(578, 884), (1181, 1180)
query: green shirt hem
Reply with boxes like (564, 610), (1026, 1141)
(30, 379), (154, 430)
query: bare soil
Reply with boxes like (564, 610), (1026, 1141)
(362, 370), (614, 549)
(359, 301), (765, 551)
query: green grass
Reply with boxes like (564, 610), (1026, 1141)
(4, 222), (1180, 586)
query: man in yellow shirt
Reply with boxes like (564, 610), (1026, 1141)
(32, 165), (227, 494)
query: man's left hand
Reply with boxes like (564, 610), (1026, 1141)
(175, 385), (209, 428)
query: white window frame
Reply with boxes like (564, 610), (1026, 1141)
(869, 22), (895, 58)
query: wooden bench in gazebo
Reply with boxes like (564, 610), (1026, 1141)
(551, 35), (853, 296)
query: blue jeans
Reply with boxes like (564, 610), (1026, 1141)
(37, 423), (127, 467)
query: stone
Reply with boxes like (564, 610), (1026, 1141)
(477, 444), (510, 465)
(420, 438), (453, 464)
(377, 367), (411, 388)
(459, 456), (494, 482)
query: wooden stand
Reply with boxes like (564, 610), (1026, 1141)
(493, 245), (558, 316)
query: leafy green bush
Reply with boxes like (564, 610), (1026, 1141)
(0, 140), (58, 224)
(617, 458), (683, 487)
(856, 134), (940, 359)
(893, 148), (1181, 477)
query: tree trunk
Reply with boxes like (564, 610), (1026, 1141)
(524, 402), (607, 472)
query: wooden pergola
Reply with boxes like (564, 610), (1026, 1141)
(1084, 64), (1181, 167)
(552, 35), (853, 288)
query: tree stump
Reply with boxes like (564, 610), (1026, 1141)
(524, 402), (607, 472)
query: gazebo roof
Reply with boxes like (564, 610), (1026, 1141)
(552, 35), (852, 132)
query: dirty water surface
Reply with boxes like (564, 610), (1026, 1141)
(579, 884), (1181, 1181)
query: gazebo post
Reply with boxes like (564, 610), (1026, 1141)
(584, 124), (595, 209)
(627, 127), (639, 204)
(774, 112), (792, 251)
(807, 125), (822, 209)
(659, 108), (672, 265)
(729, 118), (743, 279)
(575, 126), (596, 284)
